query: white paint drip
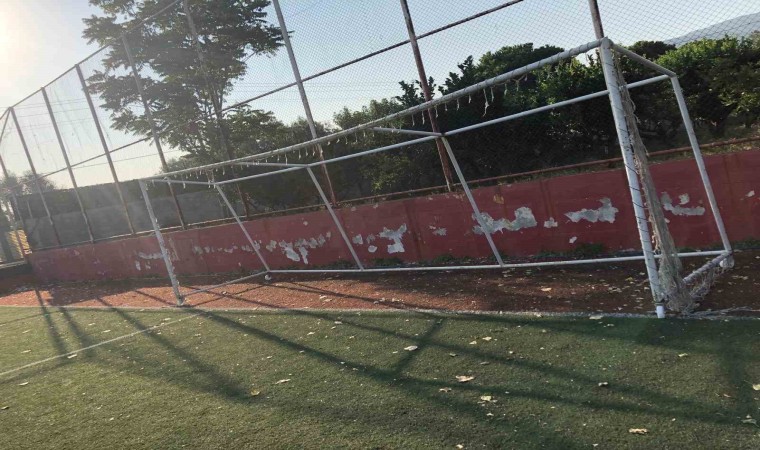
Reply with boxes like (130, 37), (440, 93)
(473, 208), (537, 235)
(543, 217), (558, 228)
(661, 192), (705, 216)
(564, 198), (618, 223)
(379, 224), (408, 254)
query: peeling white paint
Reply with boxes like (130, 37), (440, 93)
(352, 234), (364, 245)
(747, 190), (755, 198)
(135, 261), (141, 271)
(379, 224), (408, 254)
(429, 225), (447, 236)
(473, 208), (537, 235)
(266, 240), (277, 252)
(368, 245), (378, 253)
(565, 198), (618, 223)
(276, 233), (331, 264)
(661, 192), (705, 216)
(303, 221), (309, 226)
(137, 252), (163, 260)
(569, 236), (577, 244)
(543, 217), (558, 228)
(366, 234), (376, 243)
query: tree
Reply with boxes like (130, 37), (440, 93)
(82, 0), (283, 162)
(657, 36), (760, 136)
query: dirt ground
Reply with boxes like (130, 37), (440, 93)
(0, 250), (758, 316)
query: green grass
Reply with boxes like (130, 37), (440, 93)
(0, 307), (758, 449)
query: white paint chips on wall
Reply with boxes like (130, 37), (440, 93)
(379, 224), (408, 254)
(429, 225), (447, 236)
(472, 208), (537, 235)
(746, 190), (755, 198)
(661, 192), (705, 216)
(543, 217), (558, 228)
(565, 198), (618, 223)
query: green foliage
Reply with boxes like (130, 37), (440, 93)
(657, 35), (760, 136)
(83, 0), (283, 162)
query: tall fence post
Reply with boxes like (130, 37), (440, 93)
(75, 64), (137, 236)
(0, 116), (26, 250)
(41, 87), (95, 243)
(398, 0), (455, 191)
(10, 106), (62, 247)
(121, 34), (187, 230)
(181, 0), (251, 218)
(271, 0), (339, 205)
(2, 198), (26, 260)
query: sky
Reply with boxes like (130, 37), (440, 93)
(0, 0), (758, 187)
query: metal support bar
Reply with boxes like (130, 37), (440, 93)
(399, 0), (455, 191)
(139, 180), (183, 305)
(182, 0), (250, 218)
(269, 250), (726, 274)
(10, 107), (61, 247)
(272, 0), (338, 206)
(41, 87), (95, 243)
(157, 178), (216, 187)
(611, 43), (677, 77)
(305, 167), (364, 270)
(235, 162), (307, 168)
(598, 39), (663, 306)
(446, 75), (670, 137)
(76, 64), (136, 235)
(122, 34), (187, 230)
(439, 137), (504, 266)
(669, 77), (733, 261)
(214, 185), (270, 272)
(372, 127), (442, 137)
(682, 252), (731, 285)
(215, 166), (306, 186)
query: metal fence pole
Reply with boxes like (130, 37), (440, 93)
(214, 185), (271, 272)
(399, 0), (455, 191)
(587, 0), (606, 38)
(0, 111), (27, 249)
(75, 64), (136, 236)
(439, 137), (504, 266)
(271, 0), (339, 205)
(139, 180), (183, 305)
(121, 34), (188, 230)
(10, 106), (61, 247)
(181, 0), (251, 218)
(41, 87), (95, 243)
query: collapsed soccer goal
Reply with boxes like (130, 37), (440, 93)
(140, 37), (733, 317)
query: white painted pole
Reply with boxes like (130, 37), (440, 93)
(214, 185), (270, 272)
(670, 77), (733, 266)
(598, 39), (664, 316)
(305, 167), (364, 270)
(439, 137), (504, 266)
(139, 180), (183, 305)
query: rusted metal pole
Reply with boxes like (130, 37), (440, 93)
(399, 0), (454, 191)
(181, 0), (251, 218)
(121, 34), (187, 229)
(10, 106), (62, 247)
(75, 64), (137, 235)
(271, 0), (338, 205)
(41, 87), (95, 243)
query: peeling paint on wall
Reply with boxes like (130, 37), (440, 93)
(429, 225), (447, 236)
(569, 236), (577, 244)
(543, 217), (558, 228)
(137, 251), (163, 260)
(368, 245), (378, 253)
(352, 234), (364, 245)
(276, 233), (331, 264)
(266, 240), (277, 252)
(564, 198), (618, 223)
(379, 224), (408, 254)
(493, 194), (504, 204)
(473, 208), (537, 235)
(747, 190), (755, 198)
(661, 193), (705, 216)
(135, 261), (141, 271)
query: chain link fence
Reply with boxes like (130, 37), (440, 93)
(0, 0), (758, 254)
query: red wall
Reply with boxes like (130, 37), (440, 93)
(28, 150), (760, 282)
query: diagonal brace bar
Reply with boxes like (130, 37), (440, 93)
(215, 185), (270, 272)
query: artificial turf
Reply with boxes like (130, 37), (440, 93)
(0, 306), (758, 449)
